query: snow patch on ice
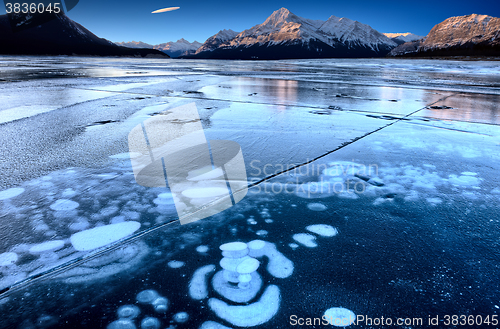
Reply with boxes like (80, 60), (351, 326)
(70, 221), (141, 251)
(0, 187), (25, 200)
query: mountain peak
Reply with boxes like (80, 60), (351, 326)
(264, 7), (297, 26)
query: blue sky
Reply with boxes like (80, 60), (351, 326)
(2, 1), (500, 45)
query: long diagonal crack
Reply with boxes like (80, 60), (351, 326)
(0, 92), (459, 298)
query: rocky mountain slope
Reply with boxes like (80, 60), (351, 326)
(389, 14), (500, 57)
(0, 12), (168, 57)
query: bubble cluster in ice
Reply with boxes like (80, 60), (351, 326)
(323, 307), (356, 327)
(306, 224), (338, 237)
(50, 199), (79, 211)
(293, 233), (317, 247)
(167, 260), (184, 268)
(117, 305), (141, 319)
(307, 202), (327, 211)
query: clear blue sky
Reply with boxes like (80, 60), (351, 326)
(2, 1), (499, 45)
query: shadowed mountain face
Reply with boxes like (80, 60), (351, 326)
(389, 14), (500, 57)
(183, 8), (397, 60)
(0, 12), (169, 57)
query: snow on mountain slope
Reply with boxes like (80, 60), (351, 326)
(155, 38), (202, 57)
(189, 8), (397, 59)
(194, 29), (239, 54)
(115, 41), (154, 49)
(229, 8), (396, 49)
(383, 32), (423, 44)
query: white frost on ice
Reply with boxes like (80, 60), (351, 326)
(0, 187), (25, 200)
(29, 240), (65, 254)
(70, 221), (141, 251)
(426, 197), (443, 205)
(0, 252), (18, 266)
(448, 174), (481, 187)
(306, 224), (338, 237)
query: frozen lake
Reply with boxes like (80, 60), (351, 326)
(0, 56), (499, 328)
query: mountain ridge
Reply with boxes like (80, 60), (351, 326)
(0, 12), (168, 57)
(183, 7), (398, 59)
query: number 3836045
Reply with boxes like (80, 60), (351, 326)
(5, 2), (61, 14)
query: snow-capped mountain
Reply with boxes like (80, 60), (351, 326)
(185, 8), (397, 59)
(193, 29), (239, 54)
(116, 41), (154, 49)
(0, 12), (168, 57)
(154, 39), (203, 58)
(389, 14), (500, 57)
(383, 33), (423, 45)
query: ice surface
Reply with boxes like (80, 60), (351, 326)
(1, 57), (500, 328)
(70, 221), (141, 251)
